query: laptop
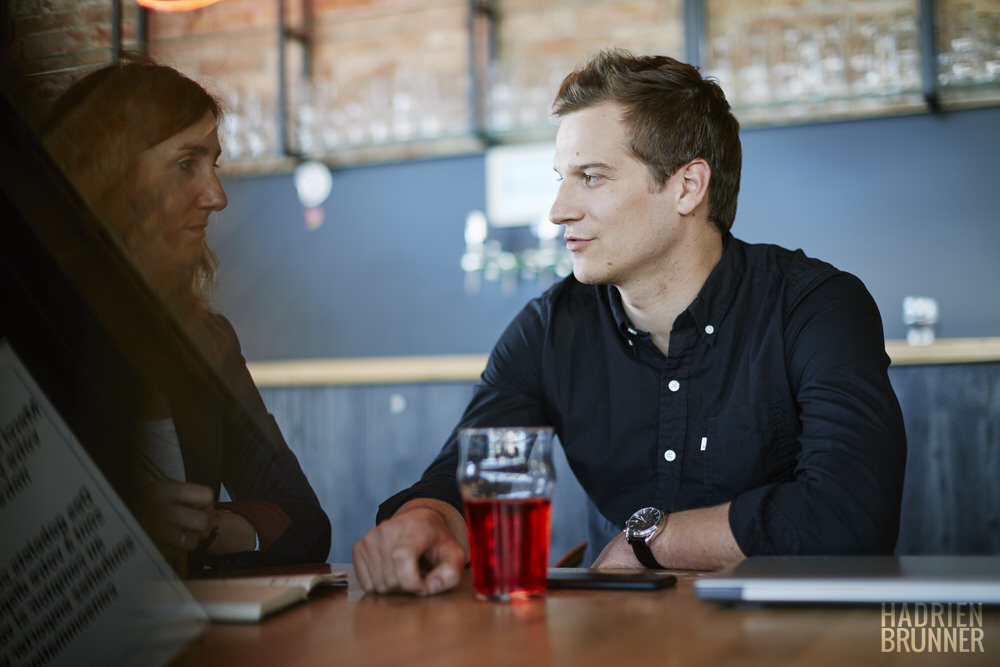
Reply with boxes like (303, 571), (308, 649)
(695, 555), (1000, 605)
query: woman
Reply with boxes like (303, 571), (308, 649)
(41, 56), (330, 572)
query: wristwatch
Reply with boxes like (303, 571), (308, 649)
(625, 507), (667, 569)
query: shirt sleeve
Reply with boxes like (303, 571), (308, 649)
(377, 299), (552, 523)
(211, 316), (332, 566)
(728, 273), (907, 556)
(217, 499), (290, 551)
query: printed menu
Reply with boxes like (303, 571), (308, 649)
(0, 340), (206, 667)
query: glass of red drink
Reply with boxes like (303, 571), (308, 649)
(458, 426), (556, 601)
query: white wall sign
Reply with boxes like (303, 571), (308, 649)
(485, 142), (558, 227)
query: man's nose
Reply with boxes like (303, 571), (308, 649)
(548, 181), (581, 225)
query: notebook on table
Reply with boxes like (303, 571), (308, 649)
(695, 555), (1000, 605)
(185, 571), (348, 622)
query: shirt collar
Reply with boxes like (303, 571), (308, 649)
(606, 232), (745, 346)
(684, 231), (744, 345)
(606, 284), (638, 340)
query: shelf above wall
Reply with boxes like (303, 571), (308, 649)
(246, 337), (1000, 387)
(8, 1), (997, 175)
(223, 0), (998, 172)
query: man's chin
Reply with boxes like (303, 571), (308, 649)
(571, 266), (608, 286)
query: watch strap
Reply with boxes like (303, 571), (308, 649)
(628, 536), (664, 569)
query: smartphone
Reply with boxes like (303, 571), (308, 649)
(546, 568), (677, 591)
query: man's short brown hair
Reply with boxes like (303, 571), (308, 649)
(553, 49), (742, 233)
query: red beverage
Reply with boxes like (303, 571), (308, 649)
(463, 497), (552, 600)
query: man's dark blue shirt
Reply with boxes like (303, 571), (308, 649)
(379, 233), (907, 557)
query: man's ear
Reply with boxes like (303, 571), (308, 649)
(676, 158), (711, 216)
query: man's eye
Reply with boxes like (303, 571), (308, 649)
(178, 160), (194, 171)
(584, 173), (601, 184)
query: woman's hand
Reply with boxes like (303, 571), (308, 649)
(207, 509), (257, 555)
(138, 479), (218, 573)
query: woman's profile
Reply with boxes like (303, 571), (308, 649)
(41, 55), (330, 573)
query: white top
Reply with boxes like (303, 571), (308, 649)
(140, 418), (186, 483)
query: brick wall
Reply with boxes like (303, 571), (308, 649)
(3, 0), (686, 165)
(3, 0), (139, 126)
(3, 0), (997, 167)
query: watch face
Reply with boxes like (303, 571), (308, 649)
(626, 507), (663, 539)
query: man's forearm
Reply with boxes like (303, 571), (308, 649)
(649, 502), (745, 570)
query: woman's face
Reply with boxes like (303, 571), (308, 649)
(127, 111), (227, 281)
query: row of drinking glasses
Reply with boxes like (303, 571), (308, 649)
(219, 6), (998, 159)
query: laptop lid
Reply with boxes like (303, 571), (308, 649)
(695, 556), (1000, 605)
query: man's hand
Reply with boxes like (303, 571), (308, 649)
(352, 499), (468, 596)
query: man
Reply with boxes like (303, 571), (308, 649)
(353, 49), (906, 595)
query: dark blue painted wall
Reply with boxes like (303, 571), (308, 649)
(211, 107), (1000, 361)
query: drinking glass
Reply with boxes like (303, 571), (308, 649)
(457, 426), (555, 601)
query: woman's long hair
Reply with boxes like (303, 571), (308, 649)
(42, 54), (225, 351)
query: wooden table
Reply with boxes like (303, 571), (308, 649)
(172, 565), (997, 666)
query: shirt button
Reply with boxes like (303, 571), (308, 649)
(627, 327), (638, 335)
(668, 379), (680, 392)
(705, 325), (715, 335)
(664, 449), (677, 462)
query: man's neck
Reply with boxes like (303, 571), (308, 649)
(618, 229), (723, 356)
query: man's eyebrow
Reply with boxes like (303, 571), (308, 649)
(568, 161), (615, 173)
(553, 161), (616, 177)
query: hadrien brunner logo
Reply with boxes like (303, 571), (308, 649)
(882, 603), (985, 652)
